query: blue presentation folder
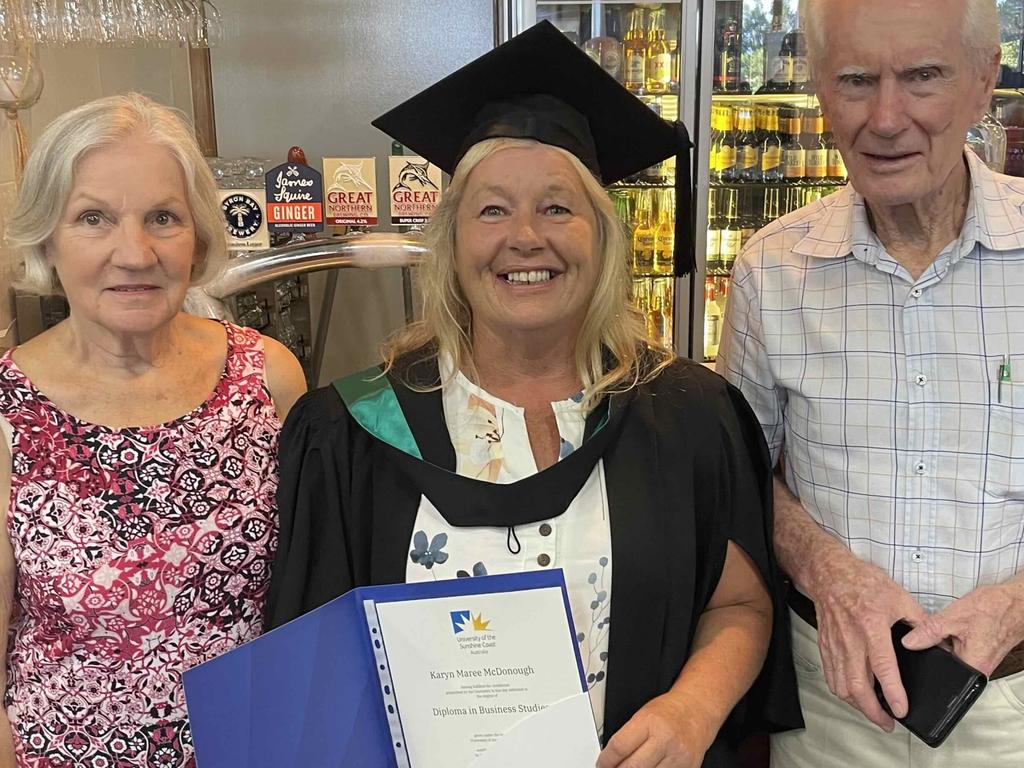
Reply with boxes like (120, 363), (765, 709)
(183, 570), (578, 768)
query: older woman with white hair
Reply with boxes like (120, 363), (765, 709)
(0, 93), (305, 766)
(267, 24), (801, 768)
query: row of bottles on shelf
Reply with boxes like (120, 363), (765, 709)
(550, 4), (679, 96)
(703, 276), (729, 361)
(612, 187), (676, 276)
(710, 103), (848, 186)
(706, 183), (845, 275)
(621, 5), (676, 95)
(715, 0), (809, 95)
(634, 277), (674, 349)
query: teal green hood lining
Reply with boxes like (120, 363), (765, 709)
(333, 366), (423, 460)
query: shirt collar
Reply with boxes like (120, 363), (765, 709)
(792, 148), (1024, 263)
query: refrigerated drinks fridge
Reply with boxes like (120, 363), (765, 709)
(505, 1), (693, 352)
(502, 0), (850, 362)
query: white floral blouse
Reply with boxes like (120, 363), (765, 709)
(404, 365), (613, 735)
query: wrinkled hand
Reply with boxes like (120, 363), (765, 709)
(596, 693), (713, 768)
(902, 582), (1024, 676)
(808, 552), (927, 731)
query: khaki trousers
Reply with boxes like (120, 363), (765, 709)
(771, 609), (1024, 767)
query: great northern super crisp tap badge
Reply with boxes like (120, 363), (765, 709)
(388, 155), (443, 226)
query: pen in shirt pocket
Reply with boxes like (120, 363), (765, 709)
(998, 355), (1011, 404)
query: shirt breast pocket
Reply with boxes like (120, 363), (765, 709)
(985, 383), (1024, 500)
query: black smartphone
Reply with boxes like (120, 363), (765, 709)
(873, 620), (988, 748)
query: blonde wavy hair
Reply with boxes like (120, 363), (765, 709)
(382, 137), (673, 408)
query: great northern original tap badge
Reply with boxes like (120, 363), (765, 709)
(264, 162), (324, 234)
(388, 156), (443, 226)
(323, 157), (378, 226)
(219, 189), (269, 252)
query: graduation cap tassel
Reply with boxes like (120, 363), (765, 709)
(672, 120), (696, 277)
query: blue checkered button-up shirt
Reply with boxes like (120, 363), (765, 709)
(718, 151), (1024, 612)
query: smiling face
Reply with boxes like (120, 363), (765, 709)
(454, 144), (600, 347)
(815, 0), (998, 207)
(46, 133), (198, 336)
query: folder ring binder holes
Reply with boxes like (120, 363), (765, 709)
(364, 599), (412, 768)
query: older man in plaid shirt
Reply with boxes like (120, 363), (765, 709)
(718, 0), (1024, 765)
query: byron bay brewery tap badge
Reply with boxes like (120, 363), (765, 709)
(388, 155), (443, 225)
(219, 189), (270, 252)
(323, 157), (378, 226)
(264, 162), (324, 234)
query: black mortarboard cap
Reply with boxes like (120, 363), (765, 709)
(371, 20), (694, 275)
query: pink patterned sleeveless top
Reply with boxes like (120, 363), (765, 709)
(0, 322), (281, 767)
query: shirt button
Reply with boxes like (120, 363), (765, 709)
(911, 551), (926, 563)
(914, 373), (928, 386)
(914, 461), (927, 475)
(911, 288), (923, 298)
(537, 553), (551, 567)
(539, 523), (552, 537)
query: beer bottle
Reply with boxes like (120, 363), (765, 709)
(706, 189), (723, 275)
(735, 106), (760, 183)
(777, 31), (795, 93)
(824, 116), (848, 183)
(718, 106), (738, 183)
(720, 189), (742, 273)
(653, 189), (675, 275)
(715, 276), (730, 322)
(762, 185), (781, 227)
(646, 8), (672, 94)
(704, 278), (722, 360)
(584, 8), (625, 82)
(714, 17), (741, 93)
(632, 189), (656, 273)
(754, 104), (767, 145)
(789, 22), (810, 93)
(654, 279), (673, 347)
(709, 106), (723, 184)
(780, 106), (806, 183)
(804, 107), (828, 183)
(759, 0), (787, 94)
(761, 107), (784, 183)
(624, 8), (647, 94)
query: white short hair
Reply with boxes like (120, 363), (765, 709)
(8, 92), (226, 296)
(806, 0), (1000, 75)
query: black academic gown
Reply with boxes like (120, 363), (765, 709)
(266, 353), (803, 765)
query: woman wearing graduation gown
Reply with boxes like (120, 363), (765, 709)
(266, 22), (801, 768)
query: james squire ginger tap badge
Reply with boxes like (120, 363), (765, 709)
(389, 155), (443, 226)
(264, 162), (324, 234)
(323, 157), (379, 226)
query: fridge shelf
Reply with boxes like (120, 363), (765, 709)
(610, 182), (675, 190)
(709, 180), (844, 190)
(711, 92), (818, 104)
(536, 0), (683, 4)
(632, 272), (675, 279)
